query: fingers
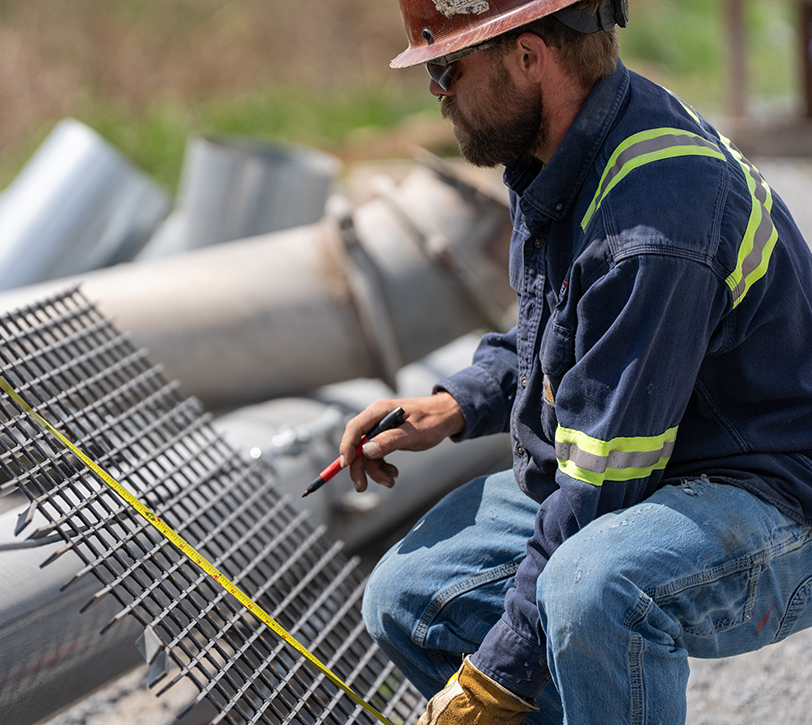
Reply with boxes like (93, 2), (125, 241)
(348, 455), (399, 493)
(338, 393), (465, 493)
(339, 399), (402, 468)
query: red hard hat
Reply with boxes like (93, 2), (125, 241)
(391, 0), (580, 68)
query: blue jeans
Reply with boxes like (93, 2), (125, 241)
(362, 471), (812, 724)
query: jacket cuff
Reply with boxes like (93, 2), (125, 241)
(434, 366), (513, 441)
(470, 616), (551, 701)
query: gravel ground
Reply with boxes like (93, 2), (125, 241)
(44, 627), (812, 724)
(686, 628), (812, 724)
(44, 667), (214, 725)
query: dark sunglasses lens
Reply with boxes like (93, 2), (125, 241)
(426, 62), (462, 92)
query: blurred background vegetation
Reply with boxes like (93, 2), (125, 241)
(0, 0), (801, 191)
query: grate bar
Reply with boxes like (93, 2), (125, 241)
(0, 289), (425, 723)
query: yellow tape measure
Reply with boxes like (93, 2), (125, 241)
(0, 376), (393, 725)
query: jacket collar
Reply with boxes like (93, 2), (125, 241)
(504, 60), (630, 225)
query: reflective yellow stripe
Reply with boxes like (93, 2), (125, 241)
(672, 97), (779, 309)
(722, 138), (778, 308)
(581, 128), (725, 230)
(555, 425), (678, 487)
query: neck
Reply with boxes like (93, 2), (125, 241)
(535, 69), (593, 164)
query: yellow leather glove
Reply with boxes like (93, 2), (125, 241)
(417, 656), (539, 725)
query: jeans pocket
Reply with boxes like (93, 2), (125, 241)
(651, 562), (760, 637)
(774, 576), (812, 643)
(413, 560), (522, 649)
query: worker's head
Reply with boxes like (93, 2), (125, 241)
(392, 0), (626, 166)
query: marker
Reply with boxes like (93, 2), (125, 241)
(302, 407), (406, 497)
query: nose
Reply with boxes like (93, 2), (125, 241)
(429, 78), (452, 98)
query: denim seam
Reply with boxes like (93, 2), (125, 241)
(629, 632), (645, 725)
(775, 575), (812, 641)
(427, 649), (464, 687)
(624, 591), (654, 630)
(644, 528), (810, 603)
(412, 559), (523, 648)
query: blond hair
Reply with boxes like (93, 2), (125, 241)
(494, 0), (619, 91)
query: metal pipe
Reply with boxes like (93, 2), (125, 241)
(138, 135), (341, 260)
(213, 333), (512, 553)
(0, 159), (515, 411)
(0, 505), (144, 725)
(0, 119), (171, 292)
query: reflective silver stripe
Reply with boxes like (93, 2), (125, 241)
(555, 438), (676, 476)
(669, 94), (779, 308)
(581, 128), (725, 230)
(724, 144), (778, 308)
(555, 426), (679, 486)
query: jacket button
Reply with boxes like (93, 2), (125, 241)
(516, 444), (525, 455)
(554, 202), (563, 211)
(534, 238), (543, 249)
(521, 375), (527, 388)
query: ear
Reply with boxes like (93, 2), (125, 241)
(507, 32), (548, 85)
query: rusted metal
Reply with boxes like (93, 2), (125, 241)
(726, 0), (747, 119)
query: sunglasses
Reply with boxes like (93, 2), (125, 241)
(425, 39), (499, 92)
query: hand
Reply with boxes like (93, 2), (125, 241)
(339, 393), (465, 492)
(418, 656), (538, 725)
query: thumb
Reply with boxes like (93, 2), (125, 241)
(361, 427), (407, 459)
(361, 439), (383, 459)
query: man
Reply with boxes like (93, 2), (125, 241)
(339, 0), (812, 722)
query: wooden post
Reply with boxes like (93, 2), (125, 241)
(726, 0), (747, 119)
(802, 1), (812, 118)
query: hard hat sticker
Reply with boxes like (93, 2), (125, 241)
(433, 0), (490, 18)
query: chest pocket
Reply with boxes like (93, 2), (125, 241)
(539, 319), (574, 441)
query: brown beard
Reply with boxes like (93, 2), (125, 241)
(441, 61), (547, 168)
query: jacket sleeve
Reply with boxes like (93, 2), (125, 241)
(434, 326), (519, 440)
(471, 252), (729, 699)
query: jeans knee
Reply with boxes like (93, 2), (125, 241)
(537, 535), (639, 647)
(362, 548), (413, 649)
(362, 559), (391, 645)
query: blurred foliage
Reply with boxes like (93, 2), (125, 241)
(44, 86), (439, 192)
(0, 0), (803, 192)
(622, 0), (798, 115)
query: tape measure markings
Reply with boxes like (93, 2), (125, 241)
(0, 374), (393, 725)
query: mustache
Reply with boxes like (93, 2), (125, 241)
(440, 96), (457, 121)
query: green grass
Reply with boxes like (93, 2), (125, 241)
(0, 0), (802, 192)
(0, 82), (438, 193)
(89, 84), (437, 192)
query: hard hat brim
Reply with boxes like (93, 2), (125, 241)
(390, 0), (570, 68)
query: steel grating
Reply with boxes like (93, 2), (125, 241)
(0, 287), (425, 725)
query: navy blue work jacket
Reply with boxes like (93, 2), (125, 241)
(436, 61), (812, 698)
